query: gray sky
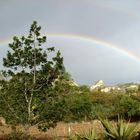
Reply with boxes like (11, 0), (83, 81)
(1, 0), (140, 85)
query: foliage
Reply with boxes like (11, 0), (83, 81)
(90, 92), (121, 119)
(0, 21), (65, 132)
(74, 128), (99, 140)
(42, 76), (92, 122)
(64, 92), (92, 122)
(90, 104), (115, 119)
(90, 92), (140, 120)
(116, 95), (140, 118)
(100, 117), (138, 140)
(91, 92), (119, 105)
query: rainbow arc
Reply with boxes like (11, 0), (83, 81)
(0, 33), (140, 63)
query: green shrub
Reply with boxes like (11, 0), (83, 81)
(91, 92), (140, 119)
(90, 92), (124, 119)
(64, 93), (93, 122)
(91, 103), (115, 119)
(117, 95), (140, 118)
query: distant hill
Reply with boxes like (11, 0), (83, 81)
(90, 80), (140, 94)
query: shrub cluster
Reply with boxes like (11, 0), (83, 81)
(45, 80), (140, 122)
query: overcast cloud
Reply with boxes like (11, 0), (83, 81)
(0, 0), (140, 85)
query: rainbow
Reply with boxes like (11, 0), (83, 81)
(0, 33), (140, 63)
(47, 33), (140, 63)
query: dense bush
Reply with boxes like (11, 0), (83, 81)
(64, 92), (93, 122)
(90, 92), (140, 120)
(116, 95), (140, 118)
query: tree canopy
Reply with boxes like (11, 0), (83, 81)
(0, 21), (66, 132)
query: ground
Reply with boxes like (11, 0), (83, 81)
(0, 120), (139, 139)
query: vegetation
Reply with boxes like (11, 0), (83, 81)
(68, 118), (139, 140)
(73, 128), (99, 140)
(0, 21), (65, 134)
(0, 21), (140, 139)
(100, 118), (138, 140)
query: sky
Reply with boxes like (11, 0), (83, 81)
(1, 0), (140, 85)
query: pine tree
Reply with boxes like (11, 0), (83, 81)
(0, 21), (65, 134)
